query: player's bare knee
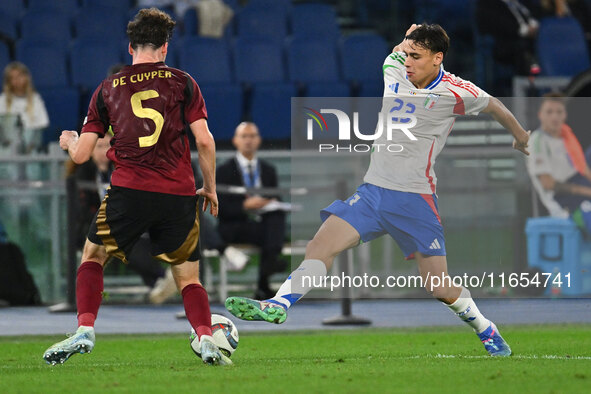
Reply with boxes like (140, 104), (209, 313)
(305, 238), (335, 263)
(81, 239), (108, 266)
(171, 260), (201, 291)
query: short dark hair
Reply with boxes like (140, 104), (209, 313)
(127, 8), (175, 50)
(541, 92), (566, 106)
(405, 24), (450, 57)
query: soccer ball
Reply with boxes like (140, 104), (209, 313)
(190, 314), (239, 358)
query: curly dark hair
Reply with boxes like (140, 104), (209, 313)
(127, 8), (176, 50)
(406, 24), (450, 58)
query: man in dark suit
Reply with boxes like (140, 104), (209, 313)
(217, 122), (287, 299)
(476, 0), (541, 75)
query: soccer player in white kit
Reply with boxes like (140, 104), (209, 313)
(226, 24), (530, 356)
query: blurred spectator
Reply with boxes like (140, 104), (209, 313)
(539, 0), (591, 46)
(476, 0), (541, 75)
(217, 122), (287, 299)
(0, 62), (49, 154)
(0, 218), (42, 306)
(527, 93), (591, 222)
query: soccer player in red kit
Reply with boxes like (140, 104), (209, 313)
(43, 8), (228, 366)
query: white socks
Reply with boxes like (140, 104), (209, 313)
(446, 287), (490, 333)
(268, 259), (327, 309)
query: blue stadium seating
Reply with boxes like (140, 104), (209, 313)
(70, 39), (122, 91)
(340, 33), (389, 83)
(537, 17), (591, 77)
(287, 38), (340, 84)
(233, 38), (285, 83)
(0, 12), (18, 42)
(83, 0), (132, 13)
(178, 37), (232, 84)
(223, 0), (241, 11)
(358, 81), (383, 97)
(27, 0), (79, 18)
(0, 41), (10, 71)
(164, 38), (179, 69)
(251, 83), (296, 140)
(236, 6), (288, 43)
(0, 0), (25, 20)
(21, 10), (72, 42)
(16, 40), (69, 89)
(291, 4), (339, 39)
(199, 84), (243, 141)
(74, 6), (127, 39)
(38, 87), (81, 147)
(306, 82), (350, 97)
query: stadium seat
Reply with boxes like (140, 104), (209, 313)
(74, 6), (127, 40)
(291, 4), (339, 39)
(38, 87), (81, 148)
(537, 17), (590, 77)
(178, 37), (232, 84)
(21, 10), (72, 42)
(250, 82), (296, 140)
(70, 39), (122, 92)
(233, 38), (285, 84)
(340, 33), (389, 83)
(0, 41), (10, 71)
(358, 81), (384, 97)
(82, 0), (132, 13)
(164, 38), (179, 69)
(16, 40), (69, 89)
(236, 6), (288, 43)
(0, 12), (18, 42)
(0, 0), (25, 20)
(199, 84), (243, 141)
(287, 38), (341, 84)
(223, 0), (241, 12)
(27, 0), (79, 18)
(306, 82), (350, 97)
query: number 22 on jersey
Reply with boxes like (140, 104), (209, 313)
(131, 90), (164, 147)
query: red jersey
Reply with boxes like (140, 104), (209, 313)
(81, 62), (207, 196)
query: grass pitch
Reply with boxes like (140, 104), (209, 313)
(1, 325), (589, 393)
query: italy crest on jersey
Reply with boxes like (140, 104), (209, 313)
(423, 93), (439, 110)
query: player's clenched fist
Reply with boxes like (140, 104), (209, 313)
(59, 130), (78, 151)
(513, 130), (531, 156)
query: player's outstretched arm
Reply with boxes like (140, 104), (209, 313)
(59, 130), (98, 164)
(191, 118), (218, 217)
(481, 97), (531, 155)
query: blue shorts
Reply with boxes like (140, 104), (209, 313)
(320, 183), (445, 258)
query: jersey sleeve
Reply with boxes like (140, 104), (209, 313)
(527, 131), (552, 176)
(184, 75), (207, 124)
(81, 84), (109, 137)
(457, 77), (490, 116)
(382, 52), (406, 97)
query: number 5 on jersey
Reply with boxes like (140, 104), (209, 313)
(131, 90), (164, 147)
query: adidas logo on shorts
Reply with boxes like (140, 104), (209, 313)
(429, 238), (441, 250)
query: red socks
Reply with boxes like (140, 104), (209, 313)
(76, 261), (104, 327)
(182, 284), (212, 339)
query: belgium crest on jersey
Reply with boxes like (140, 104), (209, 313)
(423, 93), (439, 110)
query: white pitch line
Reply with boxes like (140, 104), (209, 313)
(2, 354), (591, 369)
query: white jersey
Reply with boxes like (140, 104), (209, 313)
(363, 52), (490, 194)
(526, 129), (576, 217)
